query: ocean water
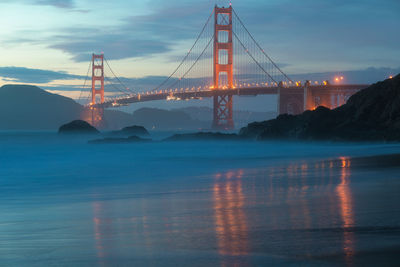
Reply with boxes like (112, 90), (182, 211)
(0, 132), (400, 266)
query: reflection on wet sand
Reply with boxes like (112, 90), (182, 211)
(92, 201), (106, 266)
(213, 170), (249, 257)
(91, 198), (155, 265)
(260, 157), (355, 262)
(336, 157), (354, 265)
(88, 156), (356, 265)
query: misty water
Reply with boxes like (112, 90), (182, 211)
(1, 132), (400, 266)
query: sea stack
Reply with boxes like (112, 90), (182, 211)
(58, 120), (100, 134)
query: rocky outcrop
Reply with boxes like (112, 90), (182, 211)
(110, 125), (150, 137)
(164, 132), (241, 141)
(58, 120), (99, 134)
(88, 135), (151, 144)
(240, 74), (400, 141)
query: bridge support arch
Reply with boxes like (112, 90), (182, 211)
(212, 5), (234, 130)
(278, 87), (305, 115)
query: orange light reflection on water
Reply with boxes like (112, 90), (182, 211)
(213, 170), (249, 256)
(92, 201), (106, 266)
(336, 157), (354, 265)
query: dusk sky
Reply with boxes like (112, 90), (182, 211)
(0, 0), (399, 108)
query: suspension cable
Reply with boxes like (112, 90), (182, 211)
(233, 31), (277, 84)
(104, 57), (135, 93)
(78, 60), (92, 104)
(104, 75), (131, 97)
(219, 13), (278, 84)
(232, 8), (293, 83)
(152, 9), (215, 92)
(168, 34), (214, 90)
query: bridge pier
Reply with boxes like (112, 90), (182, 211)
(212, 94), (234, 130)
(278, 87), (305, 115)
(278, 86), (356, 115)
(294, 86), (361, 114)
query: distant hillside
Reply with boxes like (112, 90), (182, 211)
(0, 85), (135, 130)
(0, 84), (276, 131)
(103, 109), (136, 130)
(173, 106), (277, 128)
(0, 85), (83, 130)
(132, 107), (208, 130)
(130, 106), (277, 130)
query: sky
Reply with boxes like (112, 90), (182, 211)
(0, 0), (399, 111)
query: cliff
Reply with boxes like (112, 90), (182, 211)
(240, 74), (400, 141)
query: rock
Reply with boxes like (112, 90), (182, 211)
(111, 125), (150, 137)
(58, 120), (99, 134)
(240, 74), (400, 141)
(88, 135), (151, 144)
(164, 132), (242, 141)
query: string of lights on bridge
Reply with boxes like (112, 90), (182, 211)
(96, 77), (347, 107)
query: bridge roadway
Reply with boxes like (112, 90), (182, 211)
(93, 84), (369, 113)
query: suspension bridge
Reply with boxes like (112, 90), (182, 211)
(79, 5), (368, 130)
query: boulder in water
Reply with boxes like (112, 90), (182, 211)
(58, 120), (99, 134)
(111, 125), (150, 137)
(164, 132), (241, 141)
(88, 135), (152, 144)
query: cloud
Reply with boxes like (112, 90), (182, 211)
(34, 0), (75, 9)
(0, 0), (76, 9)
(44, 0), (400, 66)
(8, 1), (215, 62)
(1, 0), (399, 73)
(0, 67), (83, 83)
(49, 33), (172, 62)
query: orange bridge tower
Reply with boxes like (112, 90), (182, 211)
(212, 5), (234, 130)
(90, 53), (105, 127)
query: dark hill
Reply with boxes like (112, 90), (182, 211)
(0, 84), (136, 130)
(0, 85), (83, 130)
(240, 74), (400, 141)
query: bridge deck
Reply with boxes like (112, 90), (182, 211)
(92, 84), (369, 109)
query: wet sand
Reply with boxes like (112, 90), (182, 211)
(0, 133), (400, 266)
